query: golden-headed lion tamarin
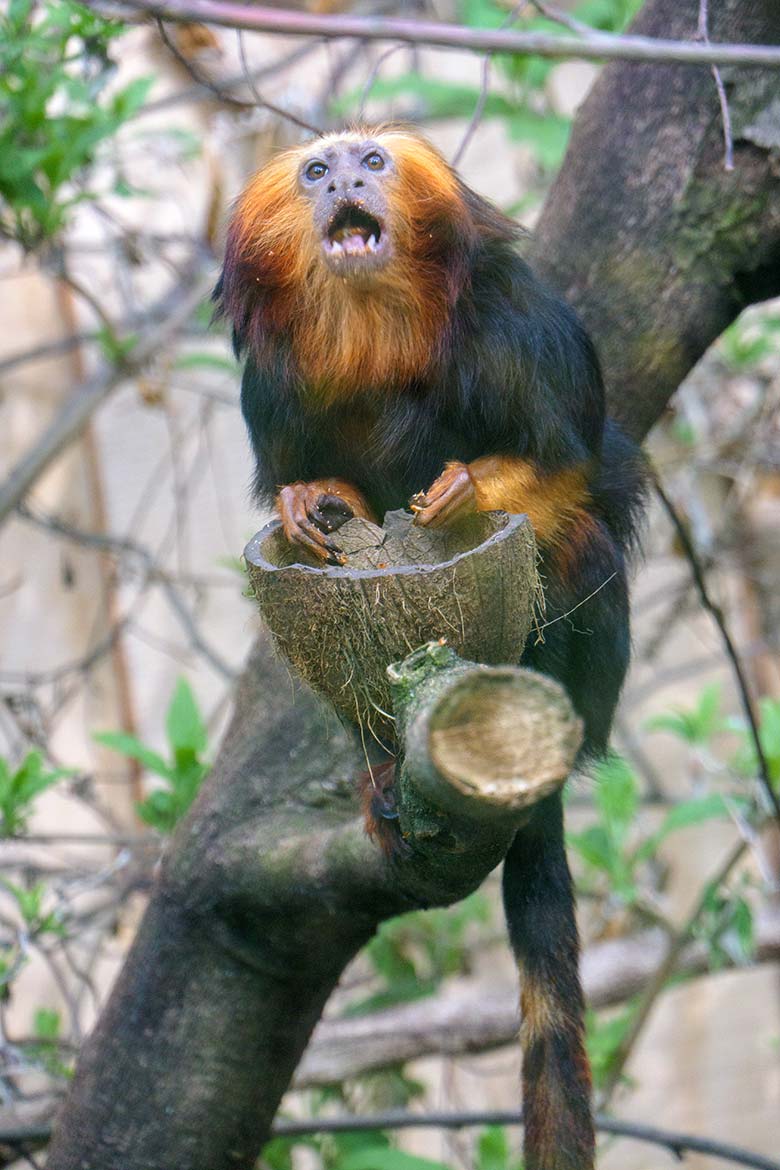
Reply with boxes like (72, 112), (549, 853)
(215, 127), (646, 1170)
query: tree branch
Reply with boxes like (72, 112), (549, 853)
(295, 905), (780, 1086)
(99, 0), (780, 67)
(529, 0), (780, 440)
(46, 629), (580, 1169)
(0, 267), (214, 528)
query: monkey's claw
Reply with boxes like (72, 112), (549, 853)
(412, 461), (476, 528)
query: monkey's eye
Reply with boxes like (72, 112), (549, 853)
(304, 160), (328, 181)
(363, 152), (385, 171)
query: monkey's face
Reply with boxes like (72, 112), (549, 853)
(299, 137), (394, 278)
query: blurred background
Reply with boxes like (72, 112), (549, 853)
(0, 1), (779, 1167)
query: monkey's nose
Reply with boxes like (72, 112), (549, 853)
(327, 176), (365, 194)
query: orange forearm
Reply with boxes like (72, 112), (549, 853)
(468, 455), (590, 546)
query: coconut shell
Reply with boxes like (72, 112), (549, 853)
(244, 509), (539, 743)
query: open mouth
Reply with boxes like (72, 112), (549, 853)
(324, 205), (384, 259)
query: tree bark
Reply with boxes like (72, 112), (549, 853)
(47, 638), (580, 1170)
(46, 0), (780, 1166)
(529, 0), (780, 441)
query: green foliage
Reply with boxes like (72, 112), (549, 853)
(585, 1004), (636, 1090)
(717, 312), (780, 370)
(0, 0), (152, 247)
(0, 750), (70, 837)
(646, 683), (723, 746)
(694, 877), (755, 968)
(95, 678), (210, 832)
(173, 351), (241, 375)
(568, 754), (736, 906)
(339, 1148), (450, 1170)
(26, 1007), (72, 1077)
(349, 891), (490, 1014)
(0, 879), (65, 938)
(262, 1129), (451, 1170)
(731, 697), (780, 790)
(341, 0), (643, 176)
(475, 1126), (523, 1170)
(572, 0), (643, 30)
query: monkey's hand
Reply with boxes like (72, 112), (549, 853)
(276, 479), (375, 565)
(410, 461), (477, 528)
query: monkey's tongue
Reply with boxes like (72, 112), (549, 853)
(342, 233), (368, 254)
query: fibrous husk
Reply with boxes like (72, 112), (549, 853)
(244, 509), (540, 744)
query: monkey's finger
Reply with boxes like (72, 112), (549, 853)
(285, 507), (344, 561)
(298, 516), (342, 553)
(414, 485), (473, 528)
(419, 479), (454, 505)
(295, 527), (345, 564)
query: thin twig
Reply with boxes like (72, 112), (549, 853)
(15, 504), (237, 683)
(452, 52), (494, 169)
(597, 834), (748, 1104)
(531, 0), (591, 36)
(4, 1110), (778, 1170)
(654, 477), (780, 823)
(276, 1112), (780, 1169)
(0, 265), (214, 528)
(357, 44), (407, 120)
(156, 17), (322, 133)
(697, 0), (735, 170)
(97, 0), (780, 67)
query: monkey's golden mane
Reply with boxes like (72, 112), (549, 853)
(219, 127), (512, 397)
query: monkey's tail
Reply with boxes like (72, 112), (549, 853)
(502, 791), (595, 1170)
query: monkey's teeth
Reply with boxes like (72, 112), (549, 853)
(330, 240), (343, 253)
(367, 235), (377, 251)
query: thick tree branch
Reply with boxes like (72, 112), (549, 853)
(528, 0), (780, 440)
(47, 628), (580, 1169)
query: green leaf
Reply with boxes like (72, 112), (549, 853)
(586, 1003), (637, 1089)
(634, 794), (733, 863)
(567, 824), (615, 872)
(1, 879), (65, 937)
(260, 1137), (295, 1170)
(505, 108), (571, 170)
(339, 1149), (451, 1170)
(0, 751), (70, 837)
(111, 76), (153, 120)
(593, 754), (638, 846)
(646, 683), (722, 746)
(173, 352), (240, 375)
(166, 678), (207, 757)
(476, 1126), (519, 1170)
(34, 1007), (61, 1040)
(93, 732), (172, 780)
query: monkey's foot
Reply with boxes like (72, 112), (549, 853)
(411, 461), (477, 528)
(358, 760), (410, 859)
(277, 483), (354, 565)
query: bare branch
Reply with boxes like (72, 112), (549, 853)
(697, 0), (735, 170)
(654, 477), (780, 825)
(155, 16), (322, 132)
(295, 904), (780, 1086)
(0, 266), (214, 528)
(96, 0), (780, 67)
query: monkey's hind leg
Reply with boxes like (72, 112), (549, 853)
(503, 791), (594, 1170)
